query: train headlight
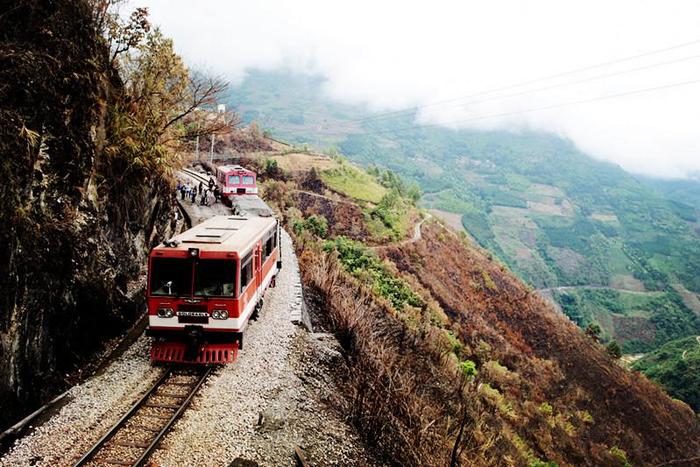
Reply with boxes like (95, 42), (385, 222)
(212, 309), (229, 320)
(157, 307), (174, 318)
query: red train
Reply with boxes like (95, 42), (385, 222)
(146, 214), (281, 364)
(215, 165), (258, 197)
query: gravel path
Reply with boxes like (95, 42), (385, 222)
(0, 337), (161, 466)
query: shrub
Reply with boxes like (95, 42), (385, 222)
(325, 236), (423, 311)
(459, 359), (478, 378)
(606, 341), (622, 359)
(609, 446), (631, 467)
(445, 330), (464, 355)
(481, 270), (498, 291)
(293, 214), (328, 238)
(539, 402), (553, 417)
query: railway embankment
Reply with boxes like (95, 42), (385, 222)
(0, 218), (375, 466)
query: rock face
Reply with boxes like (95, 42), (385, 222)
(0, 0), (174, 426)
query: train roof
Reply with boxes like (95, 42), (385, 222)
(217, 165), (255, 174)
(153, 215), (276, 256)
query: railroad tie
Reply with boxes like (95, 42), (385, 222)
(140, 413), (172, 420)
(93, 459), (134, 466)
(145, 402), (181, 410)
(130, 424), (161, 432)
(112, 440), (151, 449)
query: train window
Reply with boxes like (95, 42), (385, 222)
(240, 254), (253, 293)
(242, 175), (254, 185)
(264, 235), (274, 260)
(228, 175), (240, 185)
(150, 258), (193, 296)
(194, 260), (236, 297)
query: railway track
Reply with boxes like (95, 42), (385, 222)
(180, 167), (211, 184)
(73, 366), (212, 467)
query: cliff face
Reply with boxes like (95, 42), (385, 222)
(0, 1), (174, 426)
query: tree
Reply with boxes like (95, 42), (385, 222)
(585, 323), (602, 341)
(607, 341), (622, 359)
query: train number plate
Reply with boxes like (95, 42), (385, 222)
(177, 311), (209, 324)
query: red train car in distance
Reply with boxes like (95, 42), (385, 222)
(146, 214), (280, 364)
(216, 165), (258, 196)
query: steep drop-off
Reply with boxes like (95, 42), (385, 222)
(0, 1), (174, 426)
(259, 152), (700, 466)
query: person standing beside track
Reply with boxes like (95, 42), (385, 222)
(198, 181), (203, 195)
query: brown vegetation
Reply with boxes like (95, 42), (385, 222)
(266, 166), (700, 466)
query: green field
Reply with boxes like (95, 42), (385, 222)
(320, 162), (387, 204)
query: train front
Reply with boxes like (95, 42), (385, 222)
(145, 244), (243, 364)
(217, 165), (258, 197)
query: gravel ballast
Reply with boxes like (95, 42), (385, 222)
(0, 337), (161, 466)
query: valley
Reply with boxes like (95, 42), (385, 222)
(226, 71), (700, 358)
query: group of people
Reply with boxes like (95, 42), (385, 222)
(176, 177), (221, 207)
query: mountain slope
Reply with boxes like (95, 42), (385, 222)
(253, 151), (700, 466)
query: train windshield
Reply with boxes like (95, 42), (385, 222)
(150, 258), (192, 296)
(242, 175), (254, 185)
(227, 175), (240, 185)
(194, 259), (236, 297)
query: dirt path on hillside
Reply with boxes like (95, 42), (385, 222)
(681, 336), (700, 360)
(292, 189), (361, 208)
(537, 285), (660, 296)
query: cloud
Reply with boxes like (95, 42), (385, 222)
(140, 0), (700, 178)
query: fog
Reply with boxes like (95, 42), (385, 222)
(140, 0), (700, 179)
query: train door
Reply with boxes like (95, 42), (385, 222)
(254, 243), (262, 296)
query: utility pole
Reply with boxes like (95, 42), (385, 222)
(210, 104), (226, 164)
(195, 131), (200, 160)
(194, 107), (201, 160)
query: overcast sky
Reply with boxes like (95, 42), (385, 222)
(139, 0), (700, 179)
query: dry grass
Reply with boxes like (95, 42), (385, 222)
(269, 167), (700, 466)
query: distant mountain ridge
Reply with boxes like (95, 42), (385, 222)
(227, 70), (700, 359)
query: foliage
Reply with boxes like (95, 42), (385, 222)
(608, 446), (631, 467)
(558, 288), (700, 353)
(539, 402), (553, 416)
(293, 214), (328, 238)
(606, 341), (622, 359)
(459, 359), (478, 378)
(632, 336), (700, 412)
(324, 236), (423, 311)
(320, 163), (386, 203)
(367, 189), (413, 241)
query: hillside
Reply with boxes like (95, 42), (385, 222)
(632, 335), (700, 412)
(226, 70), (700, 360)
(246, 149), (700, 465)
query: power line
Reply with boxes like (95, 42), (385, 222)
(386, 53), (700, 121)
(274, 77), (700, 139)
(354, 77), (700, 137)
(316, 37), (700, 128)
(294, 52), (700, 134)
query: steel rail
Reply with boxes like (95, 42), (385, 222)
(73, 366), (211, 467)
